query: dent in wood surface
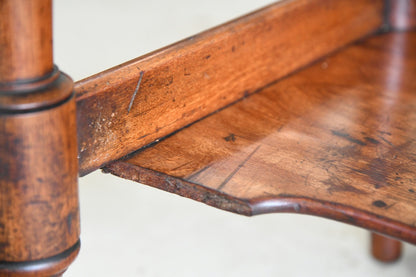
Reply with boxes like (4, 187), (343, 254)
(105, 32), (416, 244)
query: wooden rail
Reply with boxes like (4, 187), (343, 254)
(75, 0), (384, 175)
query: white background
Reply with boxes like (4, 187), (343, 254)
(53, 1), (416, 276)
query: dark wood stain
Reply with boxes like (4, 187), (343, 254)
(224, 133), (236, 142)
(365, 137), (380, 144)
(361, 158), (391, 189)
(322, 176), (367, 195)
(331, 130), (366, 146)
(373, 200), (388, 208)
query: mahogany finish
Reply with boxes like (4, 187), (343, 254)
(371, 233), (402, 262)
(75, 0), (384, 175)
(105, 31), (416, 244)
(0, 0), (80, 276)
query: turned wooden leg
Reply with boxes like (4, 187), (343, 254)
(0, 0), (80, 276)
(371, 233), (402, 263)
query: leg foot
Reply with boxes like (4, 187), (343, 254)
(371, 233), (402, 263)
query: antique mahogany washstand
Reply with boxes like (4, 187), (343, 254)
(1, 0), (416, 275)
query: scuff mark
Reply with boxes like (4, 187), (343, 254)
(377, 135), (394, 146)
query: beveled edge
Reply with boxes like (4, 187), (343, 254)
(0, 70), (74, 112)
(0, 240), (80, 277)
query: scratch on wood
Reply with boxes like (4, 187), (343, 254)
(187, 164), (212, 180)
(127, 71), (144, 114)
(364, 136), (380, 144)
(377, 135), (394, 146)
(170, 161), (192, 172)
(217, 145), (261, 190)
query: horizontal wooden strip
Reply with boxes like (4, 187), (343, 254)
(75, 0), (384, 175)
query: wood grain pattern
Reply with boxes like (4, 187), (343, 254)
(76, 0), (384, 175)
(105, 31), (416, 244)
(0, 97), (80, 261)
(0, 0), (80, 275)
(0, 0), (53, 83)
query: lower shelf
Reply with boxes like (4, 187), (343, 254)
(104, 31), (416, 244)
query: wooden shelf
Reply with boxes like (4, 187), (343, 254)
(104, 31), (416, 244)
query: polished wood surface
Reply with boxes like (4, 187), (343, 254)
(0, 0), (412, 274)
(105, 31), (416, 244)
(76, 0), (384, 175)
(371, 233), (402, 262)
(0, 241), (80, 277)
(0, 98), (80, 261)
(0, 0), (80, 275)
(0, 0), (53, 83)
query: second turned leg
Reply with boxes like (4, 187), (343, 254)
(371, 233), (402, 263)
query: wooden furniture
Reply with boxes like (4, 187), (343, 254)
(0, 0), (415, 275)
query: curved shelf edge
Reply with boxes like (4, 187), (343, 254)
(249, 196), (416, 245)
(104, 161), (416, 245)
